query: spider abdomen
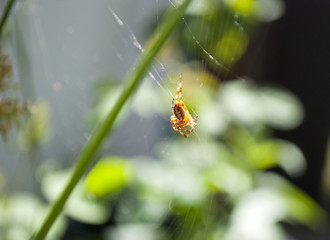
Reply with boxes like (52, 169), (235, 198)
(174, 105), (186, 121)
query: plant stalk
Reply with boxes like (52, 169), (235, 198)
(32, 0), (192, 239)
(0, 0), (16, 37)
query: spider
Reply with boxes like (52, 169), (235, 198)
(170, 74), (198, 138)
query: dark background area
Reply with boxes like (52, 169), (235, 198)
(248, 0), (330, 204)
(242, 1), (330, 238)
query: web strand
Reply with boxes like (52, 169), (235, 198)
(168, 0), (246, 81)
(109, 6), (175, 100)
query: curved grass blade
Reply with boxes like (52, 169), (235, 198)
(0, 0), (16, 37)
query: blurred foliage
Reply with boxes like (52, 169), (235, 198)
(0, 193), (66, 240)
(0, 46), (30, 140)
(0, 169), (4, 193)
(0, 0), (327, 239)
(40, 168), (110, 225)
(19, 101), (50, 152)
(178, 0), (284, 73)
(33, 74), (323, 239)
(321, 137), (330, 202)
(87, 76), (126, 128)
(85, 157), (134, 198)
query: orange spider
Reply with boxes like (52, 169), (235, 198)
(170, 74), (198, 138)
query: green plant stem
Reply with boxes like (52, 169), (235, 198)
(0, 0), (16, 37)
(32, 0), (192, 239)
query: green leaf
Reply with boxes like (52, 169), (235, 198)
(258, 173), (327, 230)
(260, 86), (304, 130)
(246, 140), (280, 170)
(204, 160), (252, 196)
(41, 169), (109, 225)
(226, 189), (287, 240)
(85, 157), (134, 197)
(0, 193), (66, 240)
(104, 223), (161, 240)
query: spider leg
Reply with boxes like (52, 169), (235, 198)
(170, 115), (179, 131)
(181, 117), (198, 138)
(172, 74), (182, 103)
(176, 126), (188, 138)
(177, 73), (182, 102)
(171, 115), (190, 138)
(174, 121), (191, 138)
(172, 120), (186, 138)
(186, 120), (197, 128)
(181, 125), (195, 138)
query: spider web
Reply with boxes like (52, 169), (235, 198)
(106, 0), (247, 150)
(104, 1), (249, 239)
(0, 0), (283, 239)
